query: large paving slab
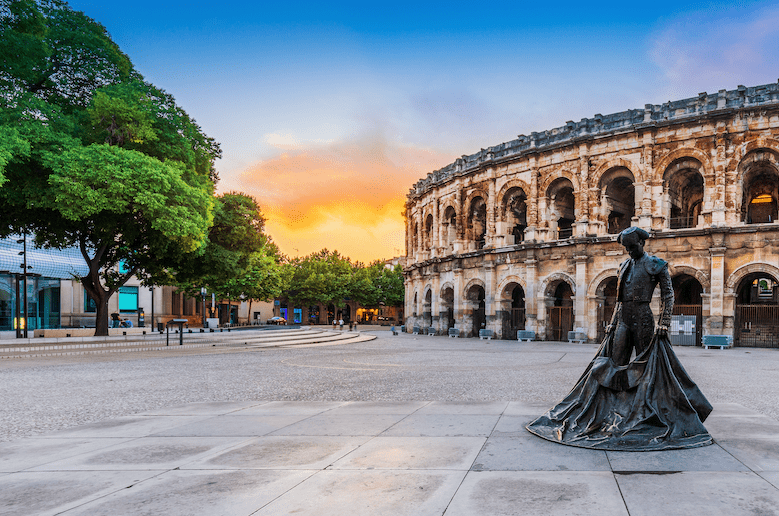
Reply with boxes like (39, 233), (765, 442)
(1, 401), (778, 515)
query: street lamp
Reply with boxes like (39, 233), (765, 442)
(201, 287), (207, 328)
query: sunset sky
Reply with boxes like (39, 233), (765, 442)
(68, 0), (779, 263)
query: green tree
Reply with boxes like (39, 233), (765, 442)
(0, 0), (219, 335)
(173, 192), (283, 320)
(350, 261), (404, 308)
(284, 249), (355, 309)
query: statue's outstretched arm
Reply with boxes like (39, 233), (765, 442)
(656, 266), (674, 336)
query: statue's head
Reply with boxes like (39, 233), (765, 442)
(617, 227), (649, 260)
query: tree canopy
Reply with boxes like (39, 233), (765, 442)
(0, 0), (220, 335)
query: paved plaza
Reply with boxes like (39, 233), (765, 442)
(1, 331), (779, 514)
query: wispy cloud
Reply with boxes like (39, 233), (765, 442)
(649, 4), (779, 98)
(224, 130), (454, 262)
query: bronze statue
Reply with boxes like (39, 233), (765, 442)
(526, 227), (713, 451)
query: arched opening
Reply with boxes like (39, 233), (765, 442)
(499, 282), (525, 339)
(672, 274), (703, 346)
(595, 276), (618, 342)
(342, 304), (351, 323)
(423, 288), (433, 329)
(412, 292), (418, 317)
(599, 168), (635, 234)
(502, 187), (527, 244)
(440, 286), (454, 331)
(741, 164), (779, 224)
(411, 222), (419, 252)
(665, 160), (704, 229)
(735, 272), (779, 347)
(468, 197), (487, 250)
(424, 214), (434, 249)
(327, 304), (335, 324)
(442, 206), (457, 252)
(546, 280), (573, 341)
(466, 284), (486, 337)
(547, 178), (575, 239)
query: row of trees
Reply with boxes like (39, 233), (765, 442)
(285, 250), (404, 312)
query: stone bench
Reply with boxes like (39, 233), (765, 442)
(568, 330), (587, 344)
(517, 330), (535, 342)
(412, 326), (421, 335)
(702, 335), (732, 349)
(426, 327), (437, 336)
(448, 328), (460, 338)
(479, 329), (494, 340)
(400, 325), (405, 334)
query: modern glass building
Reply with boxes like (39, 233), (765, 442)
(0, 235), (88, 331)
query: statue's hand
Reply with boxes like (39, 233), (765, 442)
(655, 325), (668, 337)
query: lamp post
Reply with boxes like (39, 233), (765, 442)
(17, 230), (30, 339)
(201, 287), (207, 328)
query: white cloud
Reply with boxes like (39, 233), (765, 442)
(649, 5), (779, 98)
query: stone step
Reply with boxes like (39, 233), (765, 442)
(0, 329), (374, 359)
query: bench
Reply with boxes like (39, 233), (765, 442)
(448, 328), (460, 338)
(479, 329), (494, 340)
(412, 326), (421, 335)
(400, 325), (406, 334)
(702, 335), (732, 349)
(426, 327), (437, 336)
(517, 330), (535, 342)
(568, 330), (587, 344)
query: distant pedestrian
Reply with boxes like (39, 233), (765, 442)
(348, 321), (353, 331)
(353, 320), (358, 332)
(332, 319), (337, 330)
(339, 318), (344, 330)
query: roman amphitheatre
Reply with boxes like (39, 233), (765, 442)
(403, 82), (779, 347)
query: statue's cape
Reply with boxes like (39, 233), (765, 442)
(526, 333), (712, 451)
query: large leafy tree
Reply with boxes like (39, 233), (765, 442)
(0, 0), (220, 335)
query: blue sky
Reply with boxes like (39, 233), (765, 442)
(67, 0), (779, 261)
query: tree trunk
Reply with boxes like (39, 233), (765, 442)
(247, 298), (253, 325)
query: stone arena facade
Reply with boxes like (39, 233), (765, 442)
(403, 82), (779, 347)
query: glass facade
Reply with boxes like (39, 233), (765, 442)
(0, 274), (61, 331)
(118, 286), (139, 312)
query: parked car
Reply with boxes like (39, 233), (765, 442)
(267, 316), (286, 325)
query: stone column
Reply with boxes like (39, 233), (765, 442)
(453, 266), (463, 335)
(712, 131), (727, 226)
(485, 262), (497, 334)
(431, 274), (440, 334)
(574, 255), (588, 333)
(525, 165), (539, 241)
(709, 246), (727, 333)
(525, 258), (538, 334)
(486, 178), (496, 248)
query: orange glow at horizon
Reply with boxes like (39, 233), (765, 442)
(225, 134), (454, 263)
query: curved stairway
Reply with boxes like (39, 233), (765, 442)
(0, 327), (376, 359)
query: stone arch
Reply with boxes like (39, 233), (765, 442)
(597, 166), (637, 234)
(654, 148), (713, 180)
(587, 268), (620, 299)
(464, 192), (488, 249)
(495, 275), (528, 301)
(726, 263), (779, 293)
(540, 168), (580, 194)
(734, 138), (779, 164)
(737, 147), (779, 224)
(663, 156), (706, 229)
(544, 176), (577, 238)
(497, 182), (529, 244)
(667, 264), (711, 293)
(591, 158), (641, 189)
(496, 179), (532, 214)
(463, 188), (489, 213)
(463, 278), (486, 297)
(439, 281), (455, 297)
(424, 213), (434, 249)
(496, 276), (527, 339)
(541, 272), (577, 297)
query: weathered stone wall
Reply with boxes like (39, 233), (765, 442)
(404, 82), (779, 343)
